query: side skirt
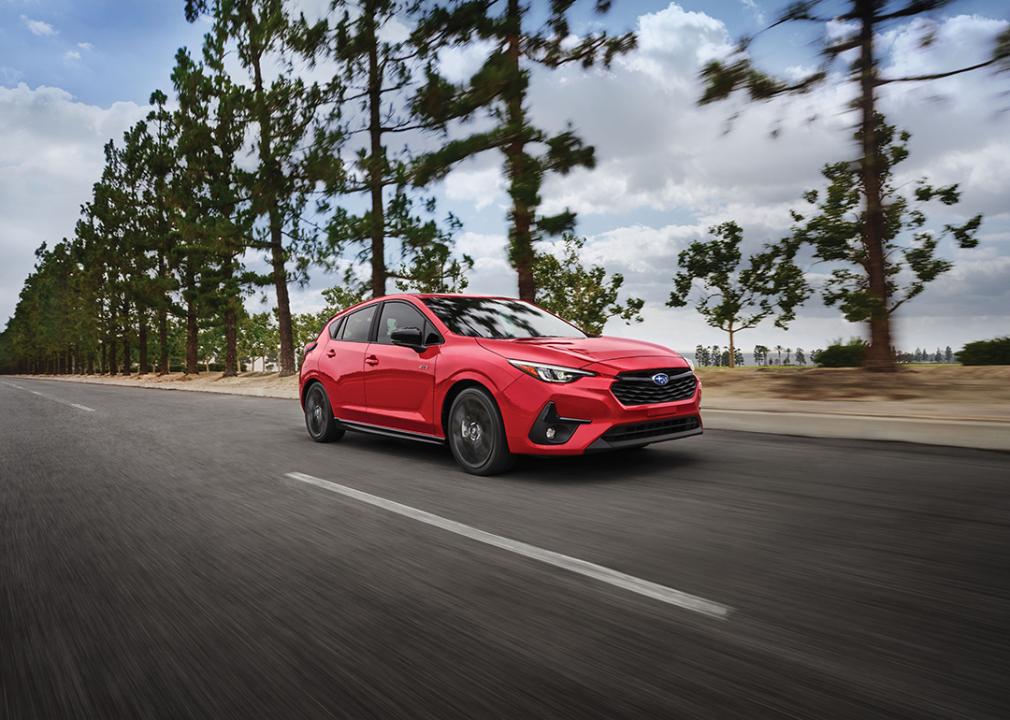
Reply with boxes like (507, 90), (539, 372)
(336, 418), (446, 446)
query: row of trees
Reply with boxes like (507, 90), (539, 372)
(0, 0), (639, 376)
(1, 1), (1007, 375)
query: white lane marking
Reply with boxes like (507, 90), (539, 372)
(285, 471), (731, 619)
(1, 381), (96, 412)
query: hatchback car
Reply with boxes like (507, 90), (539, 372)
(299, 294), (702, 475)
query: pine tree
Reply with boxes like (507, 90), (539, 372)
(699, 0), (1009, 370)
(185, 0), (329, 375)
(790, 120), (981, 358)
(412, 0), (635, 300)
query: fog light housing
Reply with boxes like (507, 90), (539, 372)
(528, 402), (591, 445)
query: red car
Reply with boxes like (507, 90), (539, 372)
(299, 294), (702, 475)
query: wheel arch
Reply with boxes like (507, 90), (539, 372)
(301, 377), (325, 409)
(440, 378), (496, 439)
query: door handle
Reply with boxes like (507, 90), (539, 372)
(365, 355), (379, 366)
(326, 349), (336, 358)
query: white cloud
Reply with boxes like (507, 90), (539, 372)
(444, 165), (505, 210)
(64, 50), (81, 63)
(20, 15), (57, 37)
(0, 85), (146, 324)
(78, 42), (95, 51)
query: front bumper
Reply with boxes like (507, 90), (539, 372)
(497, 371), (703, 455)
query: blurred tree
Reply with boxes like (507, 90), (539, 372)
(695, 344), (709, 367)
(790, 119), (981, 367)
(533, 233), (643, 336)
(945, 345), (954, 363)
(307, 0), (470, 298)
(412, 0), (635, 300)
(668, 222), (808, 368)
(795, 347), (806, 365)
(753, 344), (769, 365)
(699, 0), (1009, 370)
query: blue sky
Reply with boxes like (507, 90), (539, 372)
(2, 1), (1009, 352)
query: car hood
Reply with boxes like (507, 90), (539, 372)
(476, 336), (686, 371)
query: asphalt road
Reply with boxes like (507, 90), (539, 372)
(1, 377), (1008, 719)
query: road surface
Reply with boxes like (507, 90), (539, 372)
(1, 377), (1008, 719)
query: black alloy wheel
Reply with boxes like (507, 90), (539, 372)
(304, 383), (344, 443)
(447, 388), (515, 475)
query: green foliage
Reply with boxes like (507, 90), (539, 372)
(956, 337), (1010, 366)
(814, 339), (868, 368)
(321, 285), (368, 316)
(532, 233), (643, 336)
(668, 221), (808, 366)
(790, 119), (981, 324)
(412, 0), (635, 299)
(311, 1), (470, 298)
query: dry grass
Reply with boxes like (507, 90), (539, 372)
(696, 365), (1010, 403)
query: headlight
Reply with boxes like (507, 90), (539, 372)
(508, 359), (596, 384)
(685, 357), (695, 371)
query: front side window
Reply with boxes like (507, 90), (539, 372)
(422, 297), (585, 339)
(340, 304), (377, 342)
(376, 302), (427, 345)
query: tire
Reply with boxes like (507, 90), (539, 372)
(304, 383), (345, 443)
(447, 388), (515, 476)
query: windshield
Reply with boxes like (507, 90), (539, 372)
(422, 297), (587, 340)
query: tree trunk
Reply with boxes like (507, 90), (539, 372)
(108, 306), (118, 376)
(121, 303), (132, 375)
(367, 11), (387, 299)
(86, 352), (95, 375)
(858, 1), (896, 372)
(224, 304), (238, 377)
(249, 34), (295, 377)
(138, 307), (150, 374)
(268, 216), (295, 376)
(727, 327), (736, 368)
(185, 266), (199, 375)
(505, 0), (535, 302)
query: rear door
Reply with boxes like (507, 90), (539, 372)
(361, 300), (439, 436)
(317, 303), (377, 423)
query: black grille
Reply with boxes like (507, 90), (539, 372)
(611, 368), (697, 406)
(602, 416), (701, 443)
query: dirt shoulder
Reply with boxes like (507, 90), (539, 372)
(696, 365), (1010, 422)
(14, 365), (1010, 423)
(19, 371), (301, 400)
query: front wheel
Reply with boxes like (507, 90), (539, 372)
(447, 388), (515, 476)
(304, 383), (344, 443)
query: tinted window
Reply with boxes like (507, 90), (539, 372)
(376, 302), (427, 345)
(422, 297), (585, 339)
(340, 305), (377, 342)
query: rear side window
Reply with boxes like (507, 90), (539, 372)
(376, 302), (427, 345)
(328, 317), (344, 339)
(340, 305), (377, 342)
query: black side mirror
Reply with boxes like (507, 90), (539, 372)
(390, 326), (424, 350)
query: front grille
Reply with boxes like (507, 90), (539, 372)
(602, 416), (701, 443)
(610, 368), (697, 406)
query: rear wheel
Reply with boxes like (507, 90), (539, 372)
(304, 383), (344, 443)
(447, 388), (515, 476)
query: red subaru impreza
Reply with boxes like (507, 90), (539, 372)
(299, 294), (702, 475)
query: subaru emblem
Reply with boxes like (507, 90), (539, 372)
(652, 373), (670, 386)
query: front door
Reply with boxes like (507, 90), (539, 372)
(362, 301), (439, 436)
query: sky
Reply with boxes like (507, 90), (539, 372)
(1, 0), (1008, 355)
